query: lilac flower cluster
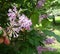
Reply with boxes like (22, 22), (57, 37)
(37, 37), (56, 54)
(37, 46), (44, 54)
(36, 0), (45, 8)
(37, 46), (56, 54)
(7, 6), (32, 38)
(44, 37), (55, 44)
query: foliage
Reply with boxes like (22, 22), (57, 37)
(0, 0), (59, 54)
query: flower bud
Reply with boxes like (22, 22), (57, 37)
(4, 37), (10, 45)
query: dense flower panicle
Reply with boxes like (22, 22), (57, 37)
(7, 6), (32, 38)
(18, 14), (32, 30)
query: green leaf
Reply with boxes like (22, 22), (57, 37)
(41, 19), (51, 28)
(21, 45), (38, 54)
(31, 10), (39, 25)
(0, 30), (3, 36)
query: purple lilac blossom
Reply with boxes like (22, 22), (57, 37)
(36, 0), (45, 8)
(44, 38), (55, 44)
(18, 14), (32, 30)
(37, 46), (48, 54)
(7, 6), (32, 38)
(37, 46), (43, 54)
(37, 46), (56, 54)
(7, 12), (16, 22)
